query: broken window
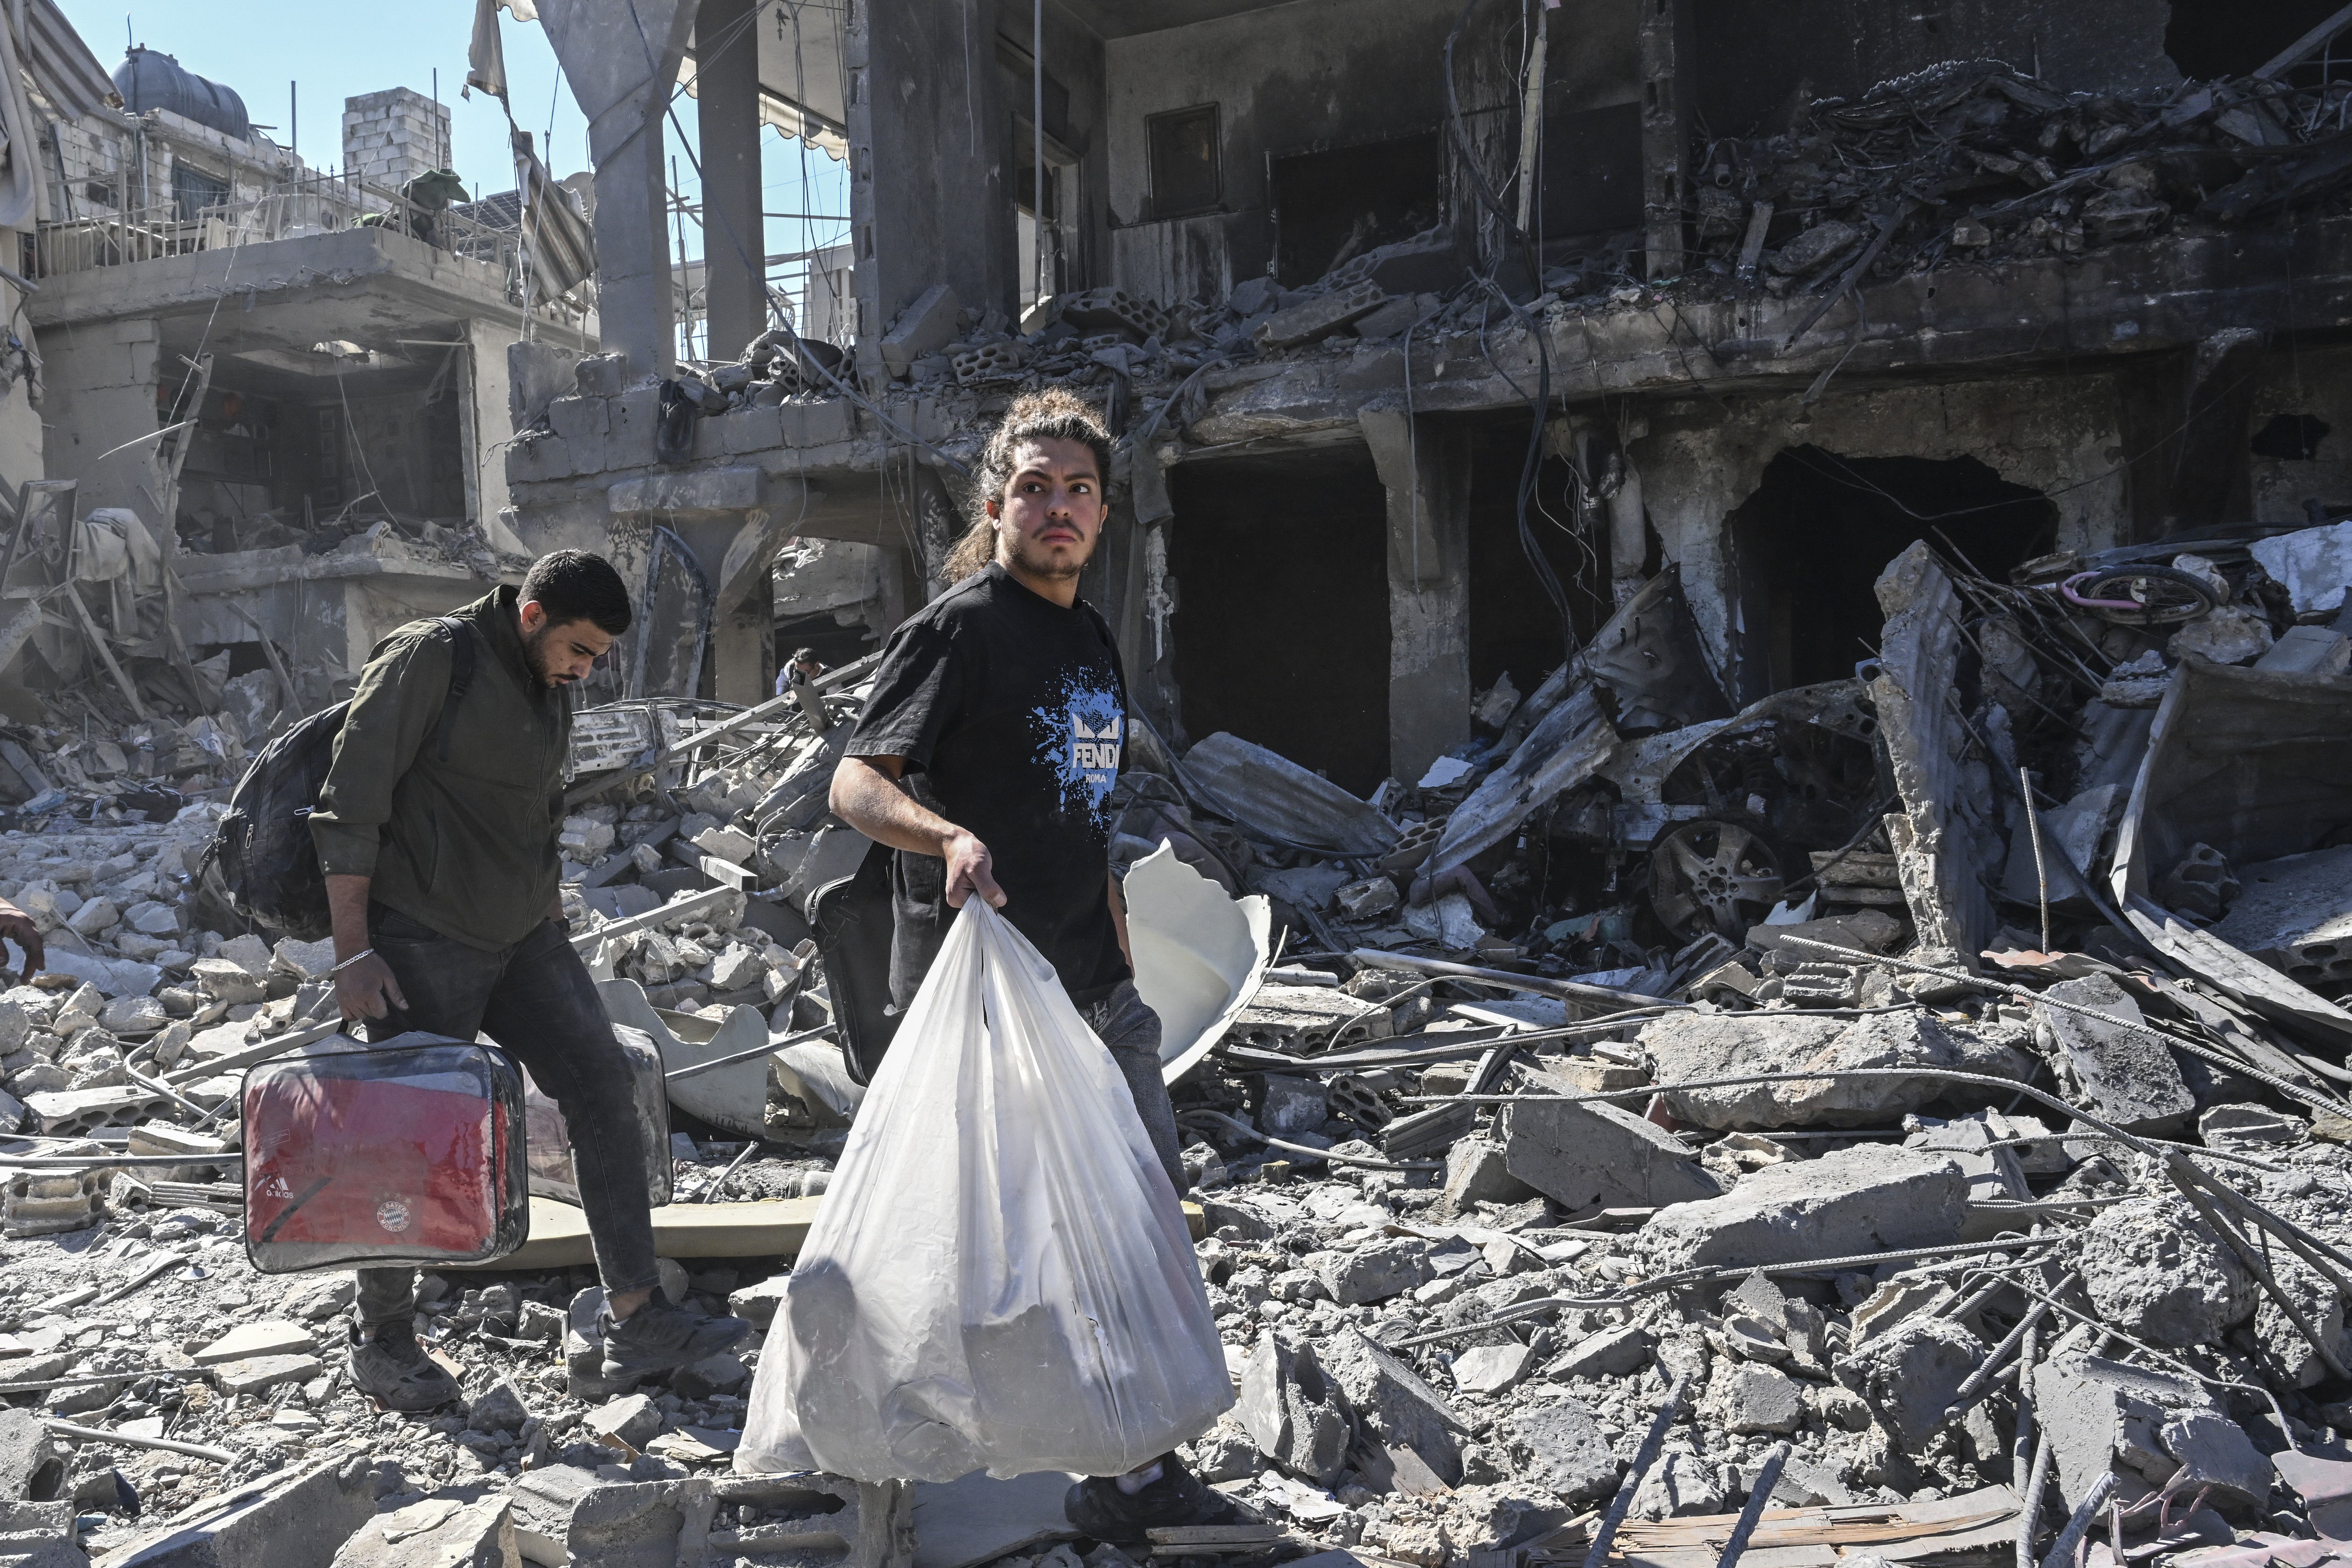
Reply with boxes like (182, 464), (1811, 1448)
(2251, 414), (2331, 461)
(1146, 104), (1221, 219)
(1269, 132), (1440, 287)
(1725, 448), (2057, 699)
(170, 162), (229, 223)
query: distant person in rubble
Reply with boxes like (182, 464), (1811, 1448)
(829, 388), (1236, 1540)
(309, 549), (749, 1413)
(778, 645), (827, 728)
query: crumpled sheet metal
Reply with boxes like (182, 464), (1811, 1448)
(1123, 842), (1272, 1084)
(2110, 657), (2352, 1048)
(1594, 679), (1871, 850)
(1431, 687), (1618, 876)
(1431, 572), (1761, 876)
(2112, 657), (2352, 904)
(1179, 732), (1399, 858)
(1580, 566), (1734, 735)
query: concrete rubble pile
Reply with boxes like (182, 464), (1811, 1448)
(6, 522), (2352, 1568)
(642, 56), (2352, 458)
(1693, 60), (2352, 283)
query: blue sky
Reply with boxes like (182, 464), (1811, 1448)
(52, 0), (849, 322)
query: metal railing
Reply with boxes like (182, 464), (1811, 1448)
(33, 168), (555, 307)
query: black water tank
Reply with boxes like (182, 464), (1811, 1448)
(113, 48), (252, 142)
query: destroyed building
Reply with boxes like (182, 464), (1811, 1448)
(0, 2), (2345, 1568)
(0, 20), (601, 715)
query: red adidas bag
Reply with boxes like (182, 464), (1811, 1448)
(243, 1033), (528, 1273)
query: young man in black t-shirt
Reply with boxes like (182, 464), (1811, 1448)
(829, 388), (1235, 1540)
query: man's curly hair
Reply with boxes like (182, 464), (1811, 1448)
(943, 387), (1113, 580)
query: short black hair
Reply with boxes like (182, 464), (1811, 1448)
(521, 550), (632, 636)
(791, 647), (820, 664)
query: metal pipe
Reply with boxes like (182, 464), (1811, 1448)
(2017, 1433), (2053, 1568)
(1714, 1442), (1790, 1568)
(2038, 1471), (2116, 1568)
(1581, 1376), (1691, 1568)
(47, 1418), (234, 1466)
(2011, 1323), (2040, 1568)
(1033, 0), (1046, 308)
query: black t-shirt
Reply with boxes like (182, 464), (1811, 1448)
(846, 563), (1130, 1007)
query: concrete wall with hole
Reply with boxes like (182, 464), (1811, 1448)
(2246, 344), (2352, 527)
(1630, 370), (2131, 694)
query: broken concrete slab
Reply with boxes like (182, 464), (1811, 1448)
(1238, 1331), (1350, 1484)
(190, 1320), (313, 1367)
(1699, 1361), (1804, 1434)
(329, 1496), (517, 1568)
(93, 1453), (397, 1568)
(2078, 1196), (2256, 1348)
(1312, 1238), (1432, 1306)
(1500, 1080), (1723, 1211)
(1500, 1400), (1619, 1506)
(0, 1411), (63, 1503)
(2033, 974), (2195, 1132)
(1449, 1343), (1534, 1396)
(208, 1354), (323, 1398)
(1433, 1136), (1534, 1220)
(1635, 1144), (1969, 1272)
(2034, 1352), (2265, 1515)
(1640, 1008), (2027, 1130)
(1545, 1325), (1654, 1382)
(880, 284), (960, 378)
(1316, 1326), (1467, 1488)
(1834, 1315), (1980, 1446)
(585, 1392), (664, 1452)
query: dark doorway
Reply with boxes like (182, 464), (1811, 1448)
(1270, 132), (1442, 287)
(1465, 420), (1613, 702)
(1726, 448), (2057, 700)
(1168, 449), (1391, 794)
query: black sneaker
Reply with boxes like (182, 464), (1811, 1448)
(597, 1290), (751, 1380)
(1064, 1455), (1243, 1543)
(347, 1320), (461, 1413)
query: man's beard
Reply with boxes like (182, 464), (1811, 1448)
(1003, 527), (1088, 581)
(522, 622), (578, 686)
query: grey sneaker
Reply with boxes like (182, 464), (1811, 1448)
(348, 1320), (461, 1413)
(597, 1291), (750, 1380)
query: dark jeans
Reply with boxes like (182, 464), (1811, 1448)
(352, 907), (660, 1328)
(1082, 980), (1186, 1195)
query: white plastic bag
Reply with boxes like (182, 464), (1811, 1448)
(738, 900), (1232, 1482)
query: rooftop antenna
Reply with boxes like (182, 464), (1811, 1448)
(290, 80), (297, 159)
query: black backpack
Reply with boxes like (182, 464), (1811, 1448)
(208, 618), (477, 941)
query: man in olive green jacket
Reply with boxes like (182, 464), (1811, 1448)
(310, 550), (746, 1411)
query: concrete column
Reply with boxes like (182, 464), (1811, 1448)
(847, 0), (1017, 387)
(539, 0), (699, 378)
(713, 569), (775, 702)
(696, 0), (765, 360)
(463, 320), (536, 555)
(1360, 404), (1470, 786)
(1638, 0), (1693, 281)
